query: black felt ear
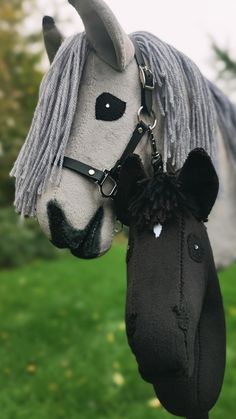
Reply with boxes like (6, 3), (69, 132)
(114, 154), (146, 226)
(42, 16), (63, 64)
(178, 148), (219, 221)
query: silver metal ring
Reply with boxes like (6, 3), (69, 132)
(137, 106), (157, 130)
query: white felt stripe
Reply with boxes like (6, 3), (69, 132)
(153, 223), (163, 238)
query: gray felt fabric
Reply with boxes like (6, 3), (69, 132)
(69, 0), (135, 71)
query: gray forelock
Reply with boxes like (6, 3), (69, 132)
(10, 33), (89, 216)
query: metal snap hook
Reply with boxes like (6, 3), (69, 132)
(98, 170), (118, 198)
(137, 106), (157, 130)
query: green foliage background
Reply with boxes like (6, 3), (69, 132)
(0, 208), (59, 268)
(213, 43), (236, 80)
(0, 0), (43, 207)
(0, 0), (60, 268)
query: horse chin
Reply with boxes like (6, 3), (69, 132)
(71, 242), (110, 260)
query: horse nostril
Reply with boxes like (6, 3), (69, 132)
(47, 201), (85, 249)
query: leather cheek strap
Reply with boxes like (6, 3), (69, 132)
(132, 37), (154, 116)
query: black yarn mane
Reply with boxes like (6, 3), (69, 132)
(128, 162), (204, 232)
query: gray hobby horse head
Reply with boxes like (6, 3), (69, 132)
(11, 0), (236, 265)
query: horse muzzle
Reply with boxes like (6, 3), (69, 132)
(47, 201), (104, 259)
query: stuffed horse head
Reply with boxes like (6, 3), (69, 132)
(10, 1), (231, 417)
(11, 0), (236, 263)
(115, 148), (226, 419)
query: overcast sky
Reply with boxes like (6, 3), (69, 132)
(30, 0), (236, 83)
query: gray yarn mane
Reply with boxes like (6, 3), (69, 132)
(134, 31), (219, 167)
(11, 33), (89, 216)
(11, 31), (236, 216)
(207, 80), (236, 165)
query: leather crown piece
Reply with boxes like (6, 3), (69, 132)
(114, 148), (219, 230)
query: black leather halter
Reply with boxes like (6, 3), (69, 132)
(62, 39), (156, 198)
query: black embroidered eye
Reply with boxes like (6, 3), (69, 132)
(187, 234), (204, 263)
(95, 92), (126, 121)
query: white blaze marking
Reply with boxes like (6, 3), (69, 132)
(153, 223), (163, 238)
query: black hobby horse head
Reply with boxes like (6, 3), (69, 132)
(115, 148), (226, 419)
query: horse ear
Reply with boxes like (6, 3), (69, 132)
(178, 148), (219, 220)
(42, 16), (64, 64)
(68, 0), (135, 71)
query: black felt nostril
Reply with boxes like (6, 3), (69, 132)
(47, 201), (104, 259)
(47, 201), (86, 249)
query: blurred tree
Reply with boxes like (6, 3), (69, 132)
(212, 43), (236, 96)
(0, 0), (43, 207)
(213, 44), (236, 78)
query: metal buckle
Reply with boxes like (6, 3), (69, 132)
(99, 170), (118, 198)
(139, 66), (155, 90)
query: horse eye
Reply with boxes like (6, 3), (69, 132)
(187, 233), (204, 263)
(96, 92), (126, 121)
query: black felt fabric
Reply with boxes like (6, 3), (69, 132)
(179, 149), (219, 222)
(47, 201), (103, 259)
(114, 149), (226, 418)
(126, 216), (226, 417)
(43, 16), (63, 64)
(95, 92), (126, 121)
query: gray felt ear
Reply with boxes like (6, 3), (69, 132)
(42, 16), (64, 64)
(68, 0), (135, 71)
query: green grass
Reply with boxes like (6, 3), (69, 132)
(0, 245), (235, 419)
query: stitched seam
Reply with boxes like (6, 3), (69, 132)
(180, 215), (189, 362)
(196, 323), (203, 410)
(174, 214), (189, 365)
(197, 265), (210, 412)
(132, 230), (136, 315)
(179, 214), (185, 310)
